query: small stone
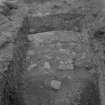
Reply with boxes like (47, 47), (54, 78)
(44, 61), (50, 69)
(27, 63), (37, 71)
(51, 80), (61, 90)
(59, 48), (66, 52)
(67, 76), (72, 79)
(66, 63), (74, 70)
(27, 50), (35, 56)
(58, 60), (74, 70)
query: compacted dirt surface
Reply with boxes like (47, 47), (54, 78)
(0, 0), (105, 105)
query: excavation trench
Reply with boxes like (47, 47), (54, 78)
(0, 14), (102, 105)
